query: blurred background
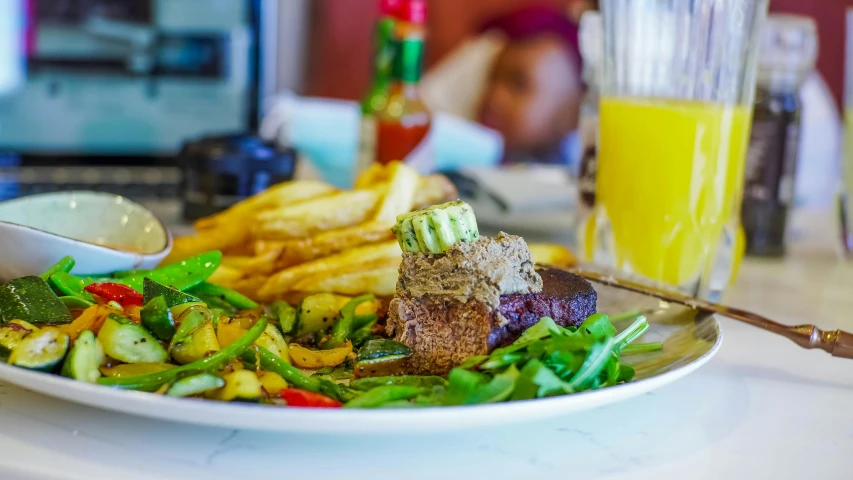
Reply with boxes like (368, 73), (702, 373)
(0, 0), (851, 256)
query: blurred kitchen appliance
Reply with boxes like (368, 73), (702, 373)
(179, 133), (296, 220)
(1, 0), (259, 155)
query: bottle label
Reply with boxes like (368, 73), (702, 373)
(744, 116), (800, 206)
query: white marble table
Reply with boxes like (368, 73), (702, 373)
(1, 211), (852, 480)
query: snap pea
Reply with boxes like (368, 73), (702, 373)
(98, 316), (268, 392)
(188, 282), (258, 311)
(243, 346), (355, 403)
(49, 272), (95, 303)
(327, 294), (374, 348)
(343, 385), (425, 408)
(39, 256), (75, 281)
(112, 251), (222, 292)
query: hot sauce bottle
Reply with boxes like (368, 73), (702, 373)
(375, 0), (432, 168)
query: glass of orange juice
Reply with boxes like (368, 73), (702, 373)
(584, 0), (769, 299)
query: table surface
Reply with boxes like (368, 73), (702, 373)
(1, 210), (851, 480)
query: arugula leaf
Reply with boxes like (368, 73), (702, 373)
(458, 354), (489, 369)
(444, 368), (488, 405)
(613, 316), (649, 352)
(618, 364), (636, 382)
(579, 313), (617, 342)
(519, 359), (574, 397)
(569, 339), (615, 391)
(603, 352), (621, 387)
(492, 317), (564, 356)
(480, 352), (524, 371)
(465, 365), (519, 404)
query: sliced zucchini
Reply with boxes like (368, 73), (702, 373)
(140, 296), (176, 341)
(0, 276), (74, 325)
(0, 320), (38, 355)
(297, 293), (340, 336)
(60, 330), (104, 383)
(142, 278), (201, 308)
(357, 339), (413, 361)
(100, 362), (175, 377)
(170, 301), (207, 319)
(354, 339), (413, 379)
(8, 327), (69, 371)
(166, 373), (225, 397)
(255, 324), (289, 363)
(215, 370), (262, 402)
(170, 321), (219, 365)
(98, 313), (168, 363)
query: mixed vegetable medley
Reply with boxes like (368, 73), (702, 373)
(0, 252), (659, 408)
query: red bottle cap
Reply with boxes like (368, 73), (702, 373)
(379, 0), (403, 17)
(398, 0), (427, 24)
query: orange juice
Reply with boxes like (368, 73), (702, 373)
(586, 97), (751, 287)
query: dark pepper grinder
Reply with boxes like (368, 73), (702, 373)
(742, 15), (818, 257)
(179, 133), (296, 221)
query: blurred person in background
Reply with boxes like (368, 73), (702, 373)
(420, 5), (584, 168)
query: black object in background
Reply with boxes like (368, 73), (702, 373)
(179, 133), (296, 221)
(742, 88), (801, 257)
(741, 15), (817, 258)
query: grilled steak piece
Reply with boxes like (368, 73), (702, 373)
(490, 267), (597, 348)
(387, 262), (597, 375)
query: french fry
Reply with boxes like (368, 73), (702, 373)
(207, 265), (243, 287)
(354, 163), (390, 189)
(527, 243), (578, 267)
(194, 180), (336, 231)
(164, 227), (247, 265)
(373, 162), (420, 223)
(257, 241), (401, 299)
(413, 174), (458, 209)
(274, 221), (396, 267)
(253, 188), (383, 240)
(291, 256), (401, 297)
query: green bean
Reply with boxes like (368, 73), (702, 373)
(188, 282), (258, 310)
(350, 375), (447, 391)
(244, 346), (355, 402)
(328, 294), (374, 348)
(98, 316), (268, 391)
(344, 386), (425, 408)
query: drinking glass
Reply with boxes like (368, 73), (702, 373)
(583, 0), (769, 299)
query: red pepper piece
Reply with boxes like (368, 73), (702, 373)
(84, 282), (144, 307)
(280, 388), (343, 408)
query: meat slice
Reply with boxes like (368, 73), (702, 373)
(489, 267), (597, 348)
(387, 266), (597, 375)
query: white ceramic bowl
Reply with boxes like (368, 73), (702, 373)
(0, 191), (172, 281)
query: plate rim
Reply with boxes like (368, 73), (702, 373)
(0, 317), (722, 434)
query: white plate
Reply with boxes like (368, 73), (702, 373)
(0, 282), (721, 433)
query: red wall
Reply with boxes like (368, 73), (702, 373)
(305, 0), (569, 100)
(770, 1), (851, 109)
(306, 1), (852, 108)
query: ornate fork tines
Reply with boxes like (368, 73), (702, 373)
(568, 267), (853, 360)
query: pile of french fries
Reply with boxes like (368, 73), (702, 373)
(165, 163), (457, 301)
(167, 162), (578, 302)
